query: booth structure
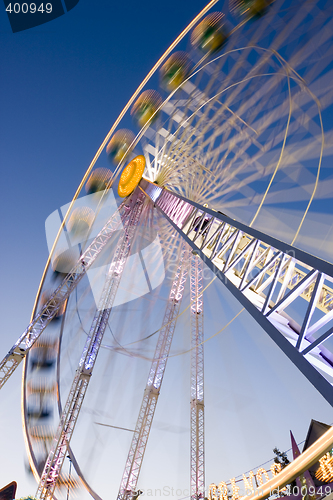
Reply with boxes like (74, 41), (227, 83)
(0, 482), (17, 500)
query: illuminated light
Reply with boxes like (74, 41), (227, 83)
(208, 484), (218, 500)
(160, 52), (192, 92)
(218, 481), (229, 500)
(242, 471), (255, 493)
(106, 129), (135, 164)
(67, 206), (95, 238)
(26, 380), (56, 395)
(229, 0), (273, 20)
(214, 424), (333, 500)
(17, 497), (38, 500)
(131, 90), (162, 128)
(269, 466), (287, 496)
(57, 474), (80, 488)
(316, 453), (333, 482)
(85, 167), (113, 194)
(40, 291), (66, 319)
(191, 12), (228, 54)
(230, 478), (240, 500)
(270, 463), (282, 476)
(118, 155), (146, 198)
(256, 468), (270, 486)
(32, 338), (57, 350)
(29, 425), (54, 439)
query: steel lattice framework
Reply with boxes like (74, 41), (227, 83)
(1, 0), (333, 497)
(117, 243), (189, 500)
(0, 199), (134, 390)
(35, 191), (145, 499)
(190, 255), (205, 500)
(139, 179), (333, 406)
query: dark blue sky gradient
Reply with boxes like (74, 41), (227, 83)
(0, 1), (224, 494)
(1, 1), (333, 497)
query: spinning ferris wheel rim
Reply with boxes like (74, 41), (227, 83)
(30, 0), (219, 317)
(136, 55), (324, 244)
(20, 0), (219, 491)
(20, 0), (333, 497)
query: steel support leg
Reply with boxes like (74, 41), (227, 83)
(0, 200), (130, 390)
(36, 191), (144, 499)
(117, 243), (189, 500)
(190, 255), (205, 500)
(139, 178), (333, 406)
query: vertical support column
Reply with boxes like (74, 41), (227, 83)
(190, 254), (205, 500)
(117, 243), (190, 500)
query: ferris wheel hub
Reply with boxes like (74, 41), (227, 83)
(118, 155), (146, 198)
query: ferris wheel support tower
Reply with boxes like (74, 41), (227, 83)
(35, 191), (145, 499)
(139, 179), (333, 407)
(117, 243), (189, 500)
(190, 255), (205, 500)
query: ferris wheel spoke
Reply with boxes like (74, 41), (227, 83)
(9, 0), (333, 496)
(36, 190), (145, 499)
(151, 66), (296, 201)
(140, 179), (333, 405)
(163, 92), (226, 173)
(158, 61), (231, 173)
(117, 243), (190, 500)
(153, 63), (323, 222)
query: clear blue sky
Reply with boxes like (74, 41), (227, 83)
(1, 0), (333, 498)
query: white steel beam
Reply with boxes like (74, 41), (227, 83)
(35, 191), (145, 499)
(0, 200), (130, 390)
(117, 244), (189, 500)
(139, 179), (333, 406)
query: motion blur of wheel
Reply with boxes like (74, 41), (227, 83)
(22, 0), (333, 498)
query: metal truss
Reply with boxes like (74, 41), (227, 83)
(190, 255), (205, 500)
(139, 179), (333, 406)
(0, 199), (132, 390)
(117, 243), (189, 500)
(36, 191), (145, 499)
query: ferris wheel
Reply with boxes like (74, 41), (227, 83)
(2, 0), (333, 498)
